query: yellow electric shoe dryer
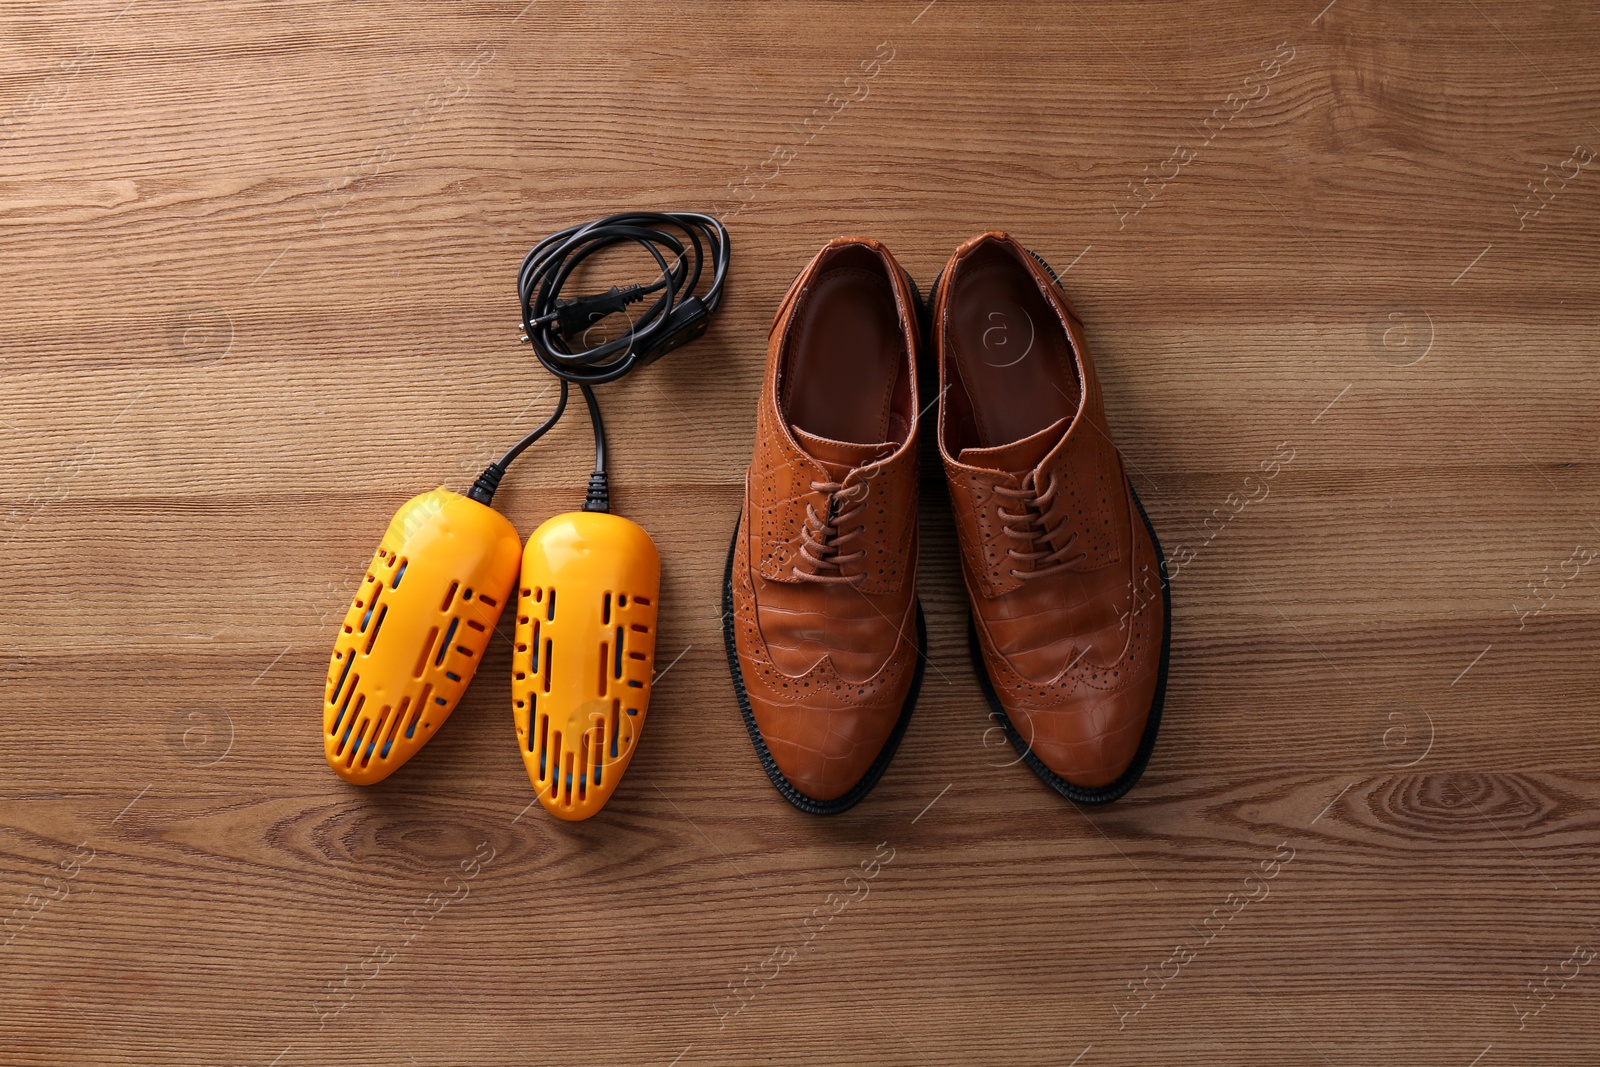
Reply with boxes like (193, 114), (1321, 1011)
(324, 487), (521, 785)
(514, 509), (660, 820)
(322, 211), (728, 821)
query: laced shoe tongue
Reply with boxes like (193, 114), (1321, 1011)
(958, 416), (1070, 474)
(791, 425), (895, 480)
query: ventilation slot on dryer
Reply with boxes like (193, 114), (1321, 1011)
(434, 617), (460, 667)
(329, 654), (356, 719)
(361, 707), (393, 767)
(407, 685), (433, 738)
(362, 605), (388, 655)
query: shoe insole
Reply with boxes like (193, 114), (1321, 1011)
(946, 249), (1080, 449)
(783, 266), (902, 446)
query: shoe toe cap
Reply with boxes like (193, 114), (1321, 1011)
(1005, 664), (1160, 791)
(747, 686), (907, 802)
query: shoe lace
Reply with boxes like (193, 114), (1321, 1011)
(793, 479), (869, 584)
(993, 470), (1087, 580)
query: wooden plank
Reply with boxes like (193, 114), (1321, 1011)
(2, 1), (1598, 1063)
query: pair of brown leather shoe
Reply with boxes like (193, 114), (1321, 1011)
(723, 233), (1170, 814)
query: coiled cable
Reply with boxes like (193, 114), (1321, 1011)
(468, 211), (730, 511)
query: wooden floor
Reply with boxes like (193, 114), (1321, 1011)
(3, 1), (1598, 1063)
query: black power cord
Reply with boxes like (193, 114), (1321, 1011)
(467, 211), (730, 511)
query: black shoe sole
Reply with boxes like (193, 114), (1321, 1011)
(722, 515), (928, 815)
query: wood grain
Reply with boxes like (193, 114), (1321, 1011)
(3, 1), (1599, 1064)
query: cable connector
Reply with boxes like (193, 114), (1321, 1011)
(582, 470), (610, 513)
(636, 295), (710, 366)
(466, 462), (507, 506)
(549, 284), (645, 341)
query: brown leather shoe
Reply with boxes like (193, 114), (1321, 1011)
(723, 237), (926, 814)
(932, 232), (1169, 804)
